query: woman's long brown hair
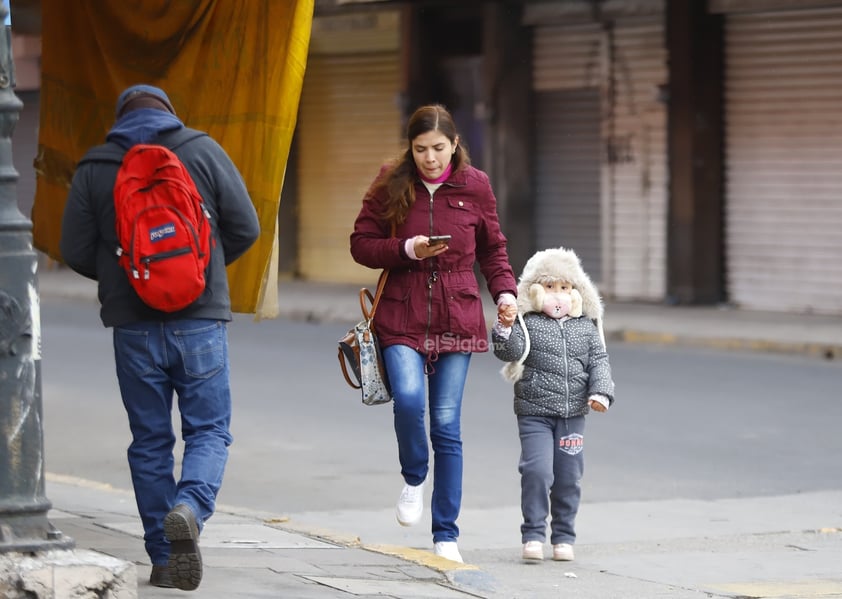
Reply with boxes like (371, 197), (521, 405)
(376, 104), (471, 225)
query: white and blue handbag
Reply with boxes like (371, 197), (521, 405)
(338, 272), (392, 406)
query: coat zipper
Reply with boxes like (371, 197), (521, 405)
(560, 319), (570, 417)
(425, 188), (436, 353)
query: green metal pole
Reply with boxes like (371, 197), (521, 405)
(0, 4), (73, 553)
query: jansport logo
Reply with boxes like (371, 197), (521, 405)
(149, 223), (176, 242)
(558, 433), (583, 456)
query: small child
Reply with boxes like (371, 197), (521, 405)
(492, 247), (615, 562)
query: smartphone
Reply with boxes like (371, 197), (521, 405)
(428, 235), (452, 245)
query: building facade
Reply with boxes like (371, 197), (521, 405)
(295, 0), (842, 315)
(11, 0), (842, 315)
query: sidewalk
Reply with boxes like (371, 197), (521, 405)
(46, 474), (480, 599)
(35, 265), (842, 598)
(45, 475), (842, 598)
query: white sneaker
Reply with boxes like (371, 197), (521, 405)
(433, 541), (463, 563)
(522, 540), (544, 561)
(395, 482), (424, 526)
(552, 543), (575, 561)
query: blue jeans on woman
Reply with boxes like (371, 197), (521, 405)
(113, 319), (232, 565)
(382, 345), (471, 543)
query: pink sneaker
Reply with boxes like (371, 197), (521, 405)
(552, 543), (575, 561)
(522, 540), (544, 561)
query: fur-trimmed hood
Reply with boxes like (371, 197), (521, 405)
(499, 247), (605, 383)
(516, 247), (603, 321)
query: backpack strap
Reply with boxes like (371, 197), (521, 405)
(77, 143), (124, 166)
(157, 127), (208, 152)
(77, 127), (208, 166)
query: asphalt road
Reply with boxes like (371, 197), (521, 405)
(40, 295), (842, 518)
(31, 295), (842, 598)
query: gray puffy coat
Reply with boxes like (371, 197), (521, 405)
(492, 246), (615, 417)
(493, 312), (614, 417)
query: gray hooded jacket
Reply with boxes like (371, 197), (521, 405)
(61, 120), (259, 327)
(492, 247), (615, 418)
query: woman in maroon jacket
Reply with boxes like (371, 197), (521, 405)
(350, 104), (518, 563)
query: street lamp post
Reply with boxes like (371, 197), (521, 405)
(0, 5), (73, 553)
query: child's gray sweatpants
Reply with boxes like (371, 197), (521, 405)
(517, 414), (586, 545)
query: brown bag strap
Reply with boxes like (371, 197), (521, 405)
(360, 222), (396, 323)
(338, 347), (362, 389)
(361, 270), (388, 322)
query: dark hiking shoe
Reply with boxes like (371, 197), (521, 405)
(164, 504), (202, 591)
(149, 564), (174, 588)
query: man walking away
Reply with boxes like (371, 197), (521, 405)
(60, 84), (260, 591)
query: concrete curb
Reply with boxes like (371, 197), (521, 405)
(609, 330), (842, 360)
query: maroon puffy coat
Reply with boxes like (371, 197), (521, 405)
(350, 165), (517, 355)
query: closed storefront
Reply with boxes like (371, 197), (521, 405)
(528, 7), (668, 300)
(297, 10), (403, 283)
(532, 24), (604, 281)
(722, 5), (842, 314)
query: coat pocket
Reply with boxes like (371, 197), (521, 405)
(378, 285), (428, 337)
(445, 285), (484, 337)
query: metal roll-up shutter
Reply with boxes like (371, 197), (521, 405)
(297, 12), (402, 284)
(533, 24), (604, 282)
(725, 7), (842, 314)
(535, 89), (603, 280)
(609, 17), (668, 301)
(532, 17), (667, 300)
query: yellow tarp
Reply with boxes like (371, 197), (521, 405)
(33, 0), (313, 317)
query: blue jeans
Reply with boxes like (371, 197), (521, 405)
(382, 345), (471, 543)
(517, 415), (585, 545)
(113, 319), (232, 565)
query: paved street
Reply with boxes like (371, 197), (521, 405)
(35, 282), (842, 598)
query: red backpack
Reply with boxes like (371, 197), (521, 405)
(113, 143), (213, 312)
